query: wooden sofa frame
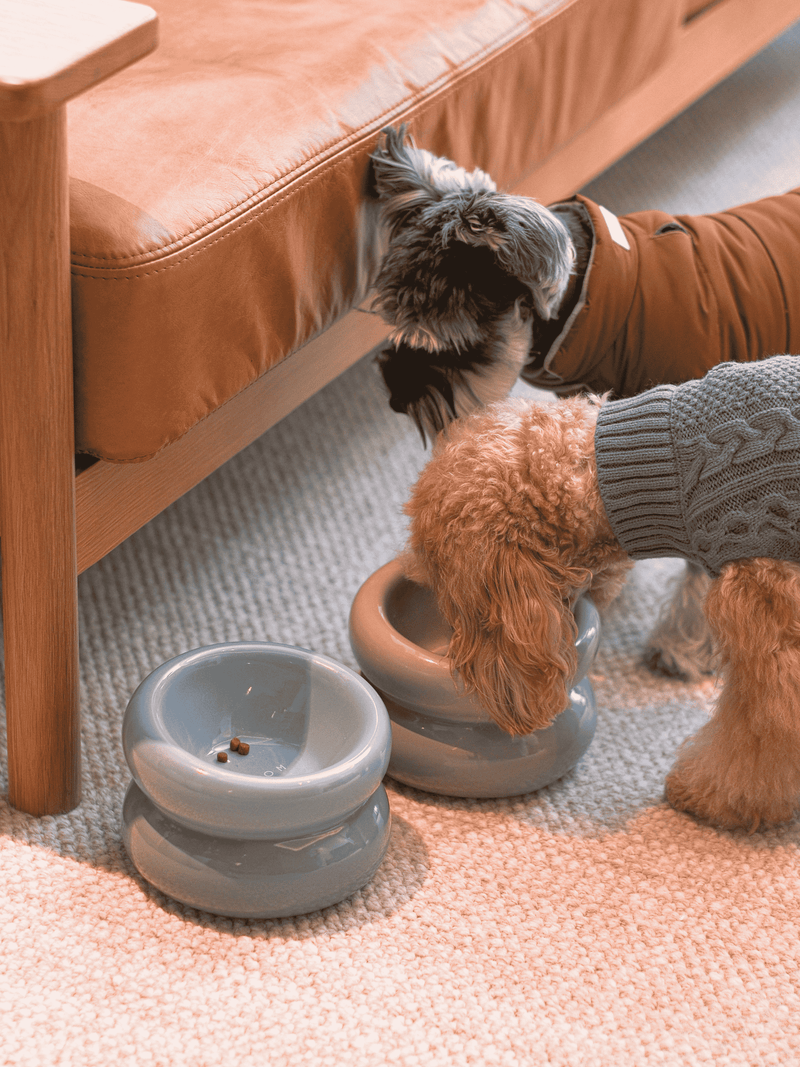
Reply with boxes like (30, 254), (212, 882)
(2, 0), (800, 815)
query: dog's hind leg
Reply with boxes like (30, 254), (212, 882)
(665, 559), (800, 830)
(645, 561), (715, 680)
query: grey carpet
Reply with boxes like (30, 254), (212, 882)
(3, 20), (800, 1067)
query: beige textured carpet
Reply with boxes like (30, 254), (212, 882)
(4, 22), (800, 1067)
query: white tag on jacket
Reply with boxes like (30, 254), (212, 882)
(599, 204), (631, 250)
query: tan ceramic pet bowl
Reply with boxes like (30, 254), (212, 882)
(349, 557), (599, 798)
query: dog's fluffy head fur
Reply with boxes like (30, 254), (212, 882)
(371, 126), (574, 330)
(370, 126), (576, 442)
(402, 396), (632, 734)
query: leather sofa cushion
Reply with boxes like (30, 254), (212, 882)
(67, 0), (682, 461)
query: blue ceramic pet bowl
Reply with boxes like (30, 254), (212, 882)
(121, 642), (392, 918)
(349, 558), (599, 798)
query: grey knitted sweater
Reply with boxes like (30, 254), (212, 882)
(594, 356), (800, 576)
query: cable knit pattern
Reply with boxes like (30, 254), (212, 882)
(595, 356), (800, 575)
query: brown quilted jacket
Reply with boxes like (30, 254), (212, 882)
(522, 189), (800, 398)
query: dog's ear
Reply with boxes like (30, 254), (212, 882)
(441, 542), (583, 735)
(452, 194), (574, 320)
(375, 339), (496, 445)
(374, 341), (459, 445)
(371, 125), (496, 234)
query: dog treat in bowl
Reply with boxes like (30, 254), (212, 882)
(121, 642), (392, 918)
(349, 557), (599, 798)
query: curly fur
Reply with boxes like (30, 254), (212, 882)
(403, 394), (800, 831)
(402, 396), (632, 732)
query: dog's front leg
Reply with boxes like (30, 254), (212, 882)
(665, 559), (800, 830)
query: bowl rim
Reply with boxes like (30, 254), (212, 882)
(123, 641), (391, 803)
(350, 559), (454, 682)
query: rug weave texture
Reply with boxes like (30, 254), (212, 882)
(3, 22), (800, 1067)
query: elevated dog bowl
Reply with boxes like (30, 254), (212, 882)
(121, 642), (392, 918)
(349, 558), (599, 798)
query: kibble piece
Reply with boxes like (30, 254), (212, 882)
(238, 742), (250, 755)
(230, 737), (241, 751)
(217, 751), (228, 763)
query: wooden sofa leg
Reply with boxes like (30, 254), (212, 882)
(0, 109), (80, 814)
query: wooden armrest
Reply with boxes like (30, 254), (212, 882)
(0, 0), (158, 121)
(0, 0), (157, 813)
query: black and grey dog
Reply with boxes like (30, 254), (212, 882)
(369, 125), (592, 443)
(369, 125), (800, 445)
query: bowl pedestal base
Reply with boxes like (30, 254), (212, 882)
(373, 677), (597, 799)
(122, 780), (391, 919)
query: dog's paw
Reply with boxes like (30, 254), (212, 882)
(664, 765), (746, 829)
(645, 646), (692, 680)
(644, 642), (715, 682)
(665, 764), (796, 832)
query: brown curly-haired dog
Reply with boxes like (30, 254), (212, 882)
(402, 358), (800, 831)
